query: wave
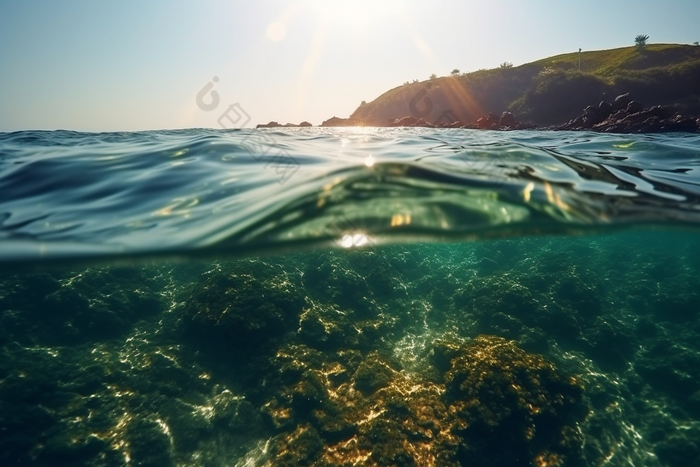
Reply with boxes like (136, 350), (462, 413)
(1, 128), (700, 263)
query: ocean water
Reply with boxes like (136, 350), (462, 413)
(1, 128), (700, 466)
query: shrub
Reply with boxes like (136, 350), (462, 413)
(635, 34), (649, 47)
(500, 62), (513, 68)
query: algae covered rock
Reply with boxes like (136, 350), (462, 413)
(181, 261), (305, 368)
(298, 305), (358, 350)
(125, 416), (175, 467)
(261, 343), (458, 466)
(442, 335), (588, 467)
(353, 351), (396, 393)
(0, 267), (165, 346)
(258, 335), (587, 467)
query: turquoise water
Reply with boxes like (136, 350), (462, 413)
(1, 129), (700, 466)
(2, 128), (700, 261)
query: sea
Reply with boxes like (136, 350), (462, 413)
(1, 127), (700, 467)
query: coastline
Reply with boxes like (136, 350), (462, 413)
(257, 93), (700, 134)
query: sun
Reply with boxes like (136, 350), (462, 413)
(306, 0), (400, 26)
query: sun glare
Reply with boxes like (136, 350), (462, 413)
(307, 0), (399, 26)
(266, 21), (287, 42)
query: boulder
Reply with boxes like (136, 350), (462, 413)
(499, 111), (518, 128)
(390, 116), (418, 127)
(627, 101), (644, 114)
(256, 121), (282, 128)
(583, 105), (598, 117)
(664, 114), (698, 132)
(414, 118), (435, 128)
(320, 116), (361, 127)
(598, 101), (613, 119)
(582, 105), (604, 128)
(476, 112), (500, 129)
(613, 93), (632, 110)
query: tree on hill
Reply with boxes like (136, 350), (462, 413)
(451, 68), (460, 75)
(634, 34), (649, 47)
(694, 41), (699, 46)
(429, 73), (437, 80)
(500, 62), (513, 68)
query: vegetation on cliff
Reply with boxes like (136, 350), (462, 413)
(350, 44), (700, 126)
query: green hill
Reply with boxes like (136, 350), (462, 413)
(350, 44), (700, 126)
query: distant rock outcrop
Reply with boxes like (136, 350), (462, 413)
(256, 121), (282, 128)
(320, 116), (362, 127)
(256, 121), (316, 128)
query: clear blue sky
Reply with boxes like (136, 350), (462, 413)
(1, 0), (698, 131)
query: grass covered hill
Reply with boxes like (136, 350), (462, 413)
(350, 44), (700, 126)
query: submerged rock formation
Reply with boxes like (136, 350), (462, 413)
(259, 335), (588, 467)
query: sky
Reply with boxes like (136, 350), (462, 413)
(0, 0), (698, 132)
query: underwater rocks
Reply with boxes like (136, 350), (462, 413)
(450, 250), (644, 372)
(437, 336), (588, 467)
(300, 249), (418, 349)
(556, 93), (700, 133)
(636, 339), (700, 416)
(0, 264), (274, 467)
(180, 261), (306, 383)
(0, 268), (165, 346)
(258, 335), (587, 467)
(4, 236), (700, 466)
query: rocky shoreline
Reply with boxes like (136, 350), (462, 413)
(553, 93), (700, 133)
(257, 93), (700, 133)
